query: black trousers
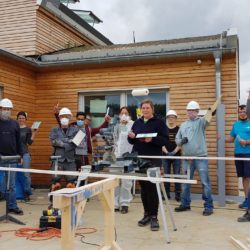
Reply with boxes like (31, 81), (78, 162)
(75, 155), (85, 171)
(139, 180), (159, 217)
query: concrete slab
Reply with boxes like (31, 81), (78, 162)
(0, 189), (249, 250)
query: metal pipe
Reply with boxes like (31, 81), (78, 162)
(214, 50), (226, 207)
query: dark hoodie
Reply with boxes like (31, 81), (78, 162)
(128, 116), (168, 157)
(0, 118), (23, 156)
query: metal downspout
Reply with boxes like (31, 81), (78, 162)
(214, 51), (225, 207)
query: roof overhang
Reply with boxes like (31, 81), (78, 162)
(0, 30), (239, 72)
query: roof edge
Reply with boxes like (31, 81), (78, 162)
(38, 0), (113, 46)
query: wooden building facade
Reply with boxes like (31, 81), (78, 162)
(0, 0), (112, 56)
(0, 1), (240, 196)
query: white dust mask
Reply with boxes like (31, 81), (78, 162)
(119, 114), (129, 122)
(0, 110), (11, 120)
(60, 117), (69, 126)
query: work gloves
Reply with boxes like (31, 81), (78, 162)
(181, 137), (188, 145)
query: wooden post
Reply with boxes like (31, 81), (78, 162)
(98, 189), (122, 250)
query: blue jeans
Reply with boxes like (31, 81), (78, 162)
(181, 159), (213, 210)
(22, 153), (32, 195)
(0, 162), (18, 209)
(0, 171), (4, 194)
(248, 184), (250, 211)
(162, 159), (181, 193)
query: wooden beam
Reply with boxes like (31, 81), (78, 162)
(230, 236), (249, 250)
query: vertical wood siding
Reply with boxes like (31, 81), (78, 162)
(0, 0), (37, 55)
(35, 10), (98, 55)
(30, 55), (238, 195)
(0, 1), (102, 56)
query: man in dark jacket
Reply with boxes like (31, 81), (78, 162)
(0, 98), (23, 215)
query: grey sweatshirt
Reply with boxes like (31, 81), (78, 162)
(175, 117), (210, 156)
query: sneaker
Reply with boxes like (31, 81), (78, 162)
(120, 206), (128, 214)
(114, 208), (120, 212)
(0, 193), (4, 202)
(203, 209), (213, 216)
(239, 199), (248, 209)
(175, 205), (191, 212)
(138, 214), (151, 227)
(150, 216), (160, 231)
(8, 207), (23, 215)
(237, 212), (250, 222)
(175, 193), (181, 202)
(24, 193), (30, 202)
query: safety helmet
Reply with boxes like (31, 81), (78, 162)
(186, 101), (200, 110)
(59, 107), (72, 116)
(0, 98), (13, 108)
(166, 110), (177, 117)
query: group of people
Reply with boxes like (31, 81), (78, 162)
(0, 99), (110, 214)
(0, 90), (249, 229)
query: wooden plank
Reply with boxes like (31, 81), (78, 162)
(230, 236), (249, 250)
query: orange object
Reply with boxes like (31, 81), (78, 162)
(51, 182), (61, 191)
(66, 183), (76, 188)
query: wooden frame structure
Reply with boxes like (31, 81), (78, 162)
(51, 177), (121, 250)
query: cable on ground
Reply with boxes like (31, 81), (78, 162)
(0, 227), (98, 241)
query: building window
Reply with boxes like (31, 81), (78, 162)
(127, 92), (167, 120)
(79, 88), (168, 126)
(84, 94), (120, 127)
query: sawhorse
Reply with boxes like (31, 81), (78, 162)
(50, 177), (121, 250)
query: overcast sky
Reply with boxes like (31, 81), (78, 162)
(70, 0), (249, 102)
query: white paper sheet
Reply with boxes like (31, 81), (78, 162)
(31, 121), (41, 130)
(136, 133), (157, 138)
(72, 130), (85, 146)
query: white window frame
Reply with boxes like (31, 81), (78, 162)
(78, 86), (169, 112)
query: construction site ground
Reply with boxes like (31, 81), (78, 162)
(0, 189), (249, 250)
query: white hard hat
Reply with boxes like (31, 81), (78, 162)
(166, 110), (177, 117)
(59, 107), (72, 116)
(186, 101), (200, 110)
(0, 98), (13, 108)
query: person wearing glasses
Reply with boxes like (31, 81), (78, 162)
(226, 91), (250, 211)
(226, 104), (250, 210)
(175, 100), (214, 216)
